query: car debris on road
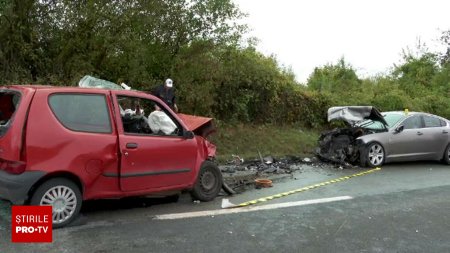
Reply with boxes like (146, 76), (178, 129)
(220, 155), (336, 192)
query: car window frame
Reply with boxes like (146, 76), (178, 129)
(115, 94), (184, 138)
(0, 89), (22, 137)
(400, 115), (424, 130)
(423, 115), (443, 128)
(48, 92), (113, 134)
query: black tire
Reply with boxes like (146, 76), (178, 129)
(222, 182), (236, 195)
(444, 144), (450, 165)
(190, 161), (223, 201)
(30, 178), (82, 229)
(363, 142), (385, 168)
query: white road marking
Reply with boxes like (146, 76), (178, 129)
(154, 196), (353, 220)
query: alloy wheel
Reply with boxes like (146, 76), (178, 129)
(40, 185), (77, 225)
(368, 144), (384, 166)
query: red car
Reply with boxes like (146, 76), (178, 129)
(0, 85), (222, 227)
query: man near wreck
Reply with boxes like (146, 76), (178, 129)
(152, 78), (178, 113)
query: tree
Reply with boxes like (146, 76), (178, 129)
(392, 52), (438, 97)
(0, 0), (41, 82)
(307, 58), (361, 95)
(0, 0), (247, 85)
(213, 46), (297, 122)
(439, 30), (450, 65)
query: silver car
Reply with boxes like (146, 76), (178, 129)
(317, 106), (450, 167)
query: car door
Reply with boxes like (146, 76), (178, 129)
(112, 92), (198, 192)
(420, 115), (449, 159)
(388, 115), (429, 161)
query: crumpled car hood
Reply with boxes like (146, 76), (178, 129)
(177, 113), (215, 138)
(177, 113), (216, 158)
(327, 106), (387, 126)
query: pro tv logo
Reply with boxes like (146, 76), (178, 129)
(11, 206), (52, 243)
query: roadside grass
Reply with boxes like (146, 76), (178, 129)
(210, 123), (319, 163)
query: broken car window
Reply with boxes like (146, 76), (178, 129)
(358, 112), (405, 130)
(0, 90), (20, 136)
(117, 95), (180, 136)
(383, 113), (406, 128)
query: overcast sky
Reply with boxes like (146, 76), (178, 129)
(232, 0), (450, 83)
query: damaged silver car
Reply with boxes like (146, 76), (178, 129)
(316, 106), (450, 167)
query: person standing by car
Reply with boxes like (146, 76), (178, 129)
(152, 78), (178, 112)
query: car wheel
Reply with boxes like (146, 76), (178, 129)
(444, 144), (450, 165)
(190, 161), (223, 202)
(30, 178), (82, 228)
(365, 142), (385, 167)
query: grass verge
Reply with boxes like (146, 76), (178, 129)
(210, 123), (319, 163)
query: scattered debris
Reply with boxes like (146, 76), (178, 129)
(220, 155), (334, 192)
(263, 156), (274, 165)
(255, 179), (273, 188)
(231, 154), (244, 165)
(222, 182), (236, 195)
(221, 199), (236, 208)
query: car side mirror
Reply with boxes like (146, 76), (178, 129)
(183, 130), (194, 139)
(395, 125), (404, 133)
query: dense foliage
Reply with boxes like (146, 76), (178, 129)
(307, 52), (450, 121)
(1, 0), (449, 126)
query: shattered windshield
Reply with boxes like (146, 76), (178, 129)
(358, 112), (406, 130)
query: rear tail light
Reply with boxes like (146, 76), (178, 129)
(0, 159), (27, 174)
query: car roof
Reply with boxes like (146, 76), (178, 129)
(2, 85), (151, 95)
(384, 111), (419, 115)
(384, 111), (449, 120)
(385, 111), (437, 116)
(4, 85), (108, 91)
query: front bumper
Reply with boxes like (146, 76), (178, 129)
(0, 170), (46, 205)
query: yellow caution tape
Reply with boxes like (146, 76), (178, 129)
(234, 167), (381, 208)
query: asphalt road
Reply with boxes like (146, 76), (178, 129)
(1, 162), (450, 253)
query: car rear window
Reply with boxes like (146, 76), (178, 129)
(49, 94), (112, 133)
(0, 90), (21, 137)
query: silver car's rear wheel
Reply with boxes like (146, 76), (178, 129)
(367, 143), (385, 167)
(444, 144), (450, 165)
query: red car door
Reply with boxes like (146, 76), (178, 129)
(111, 91), (198, 192)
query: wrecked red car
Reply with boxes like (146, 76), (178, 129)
(0, 85), (222, 228)
(316, 106), (450, 167)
